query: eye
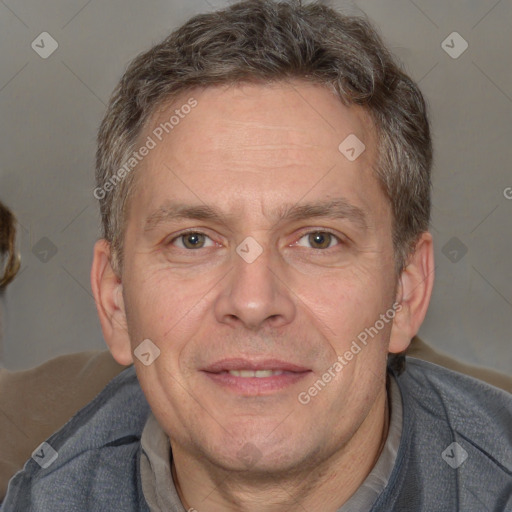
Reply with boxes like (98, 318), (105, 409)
(296, 231), (341, 250)
(171, 232), (215, 250)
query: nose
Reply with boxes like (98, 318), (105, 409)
(213, 243), (296, 330)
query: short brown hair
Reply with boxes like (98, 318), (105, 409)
(96, 0), (432, 273)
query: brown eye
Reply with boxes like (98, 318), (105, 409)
(175, 232), (209, 249)
(304, 232), (337, 249)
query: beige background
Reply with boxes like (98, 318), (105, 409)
(0, 0), (511, 372)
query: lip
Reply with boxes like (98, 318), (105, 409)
(201, 358), (311, 396)
(202, 358), (310, 373)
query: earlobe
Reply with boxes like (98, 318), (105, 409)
(91, 239), (133, 366)
(388, 232), (435, 354)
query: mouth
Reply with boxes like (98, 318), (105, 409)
(201, 358), (312, 395)
(225, 369), (286, 377)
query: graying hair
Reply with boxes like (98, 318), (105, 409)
(96, 0), (432, 274)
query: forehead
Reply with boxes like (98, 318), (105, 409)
(145, 80), (376, 159)
(131, 80), (385, 224)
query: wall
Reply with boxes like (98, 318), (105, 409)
(0, 0), (510, 372)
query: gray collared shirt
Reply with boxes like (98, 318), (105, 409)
(4, 359), (509, 510)
(140, 375), (403, 512)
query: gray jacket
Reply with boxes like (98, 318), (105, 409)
(2, 358), (511, 511)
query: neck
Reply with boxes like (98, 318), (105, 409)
(171, 385), (390, 512)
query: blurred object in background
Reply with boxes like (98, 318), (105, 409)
(0, 201), (20, 290)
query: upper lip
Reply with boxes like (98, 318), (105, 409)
(202, 358), (311, 373)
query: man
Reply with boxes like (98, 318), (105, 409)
(2, 1), (511, 510)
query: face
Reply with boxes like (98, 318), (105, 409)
(117, 81), (399, 474)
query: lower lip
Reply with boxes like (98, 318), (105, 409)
(202, 371), (311, 395)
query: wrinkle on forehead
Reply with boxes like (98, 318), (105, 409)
(130, 80), (384, 229)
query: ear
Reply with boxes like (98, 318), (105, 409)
(91, 239), (133, 366)
(388, 231), (435, 354)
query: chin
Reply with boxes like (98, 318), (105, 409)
(204, 429), (318, 476)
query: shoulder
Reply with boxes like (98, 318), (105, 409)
(1, 366), (151, 512)
(0, 350), (128, 496)
(398, 357), (512, 459)
(379, 357), (512, 511)
(406, 336), (512, 393)
(399, 357), (512, 430)
(390, 358), (512, 510)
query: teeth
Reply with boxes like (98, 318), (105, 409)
(228, 370), (285, 378)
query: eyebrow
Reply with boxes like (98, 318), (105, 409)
(144, 198), (368, 232)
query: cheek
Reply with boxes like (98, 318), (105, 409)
(122, 267), (214, 350)
(299, 265), (391, 334)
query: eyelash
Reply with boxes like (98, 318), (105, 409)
(294, 229), (344, 250)
(170, 229), (217, 250)
(169, 229), (345, 250)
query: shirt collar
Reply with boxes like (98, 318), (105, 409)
(140, 373), (403, 512)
